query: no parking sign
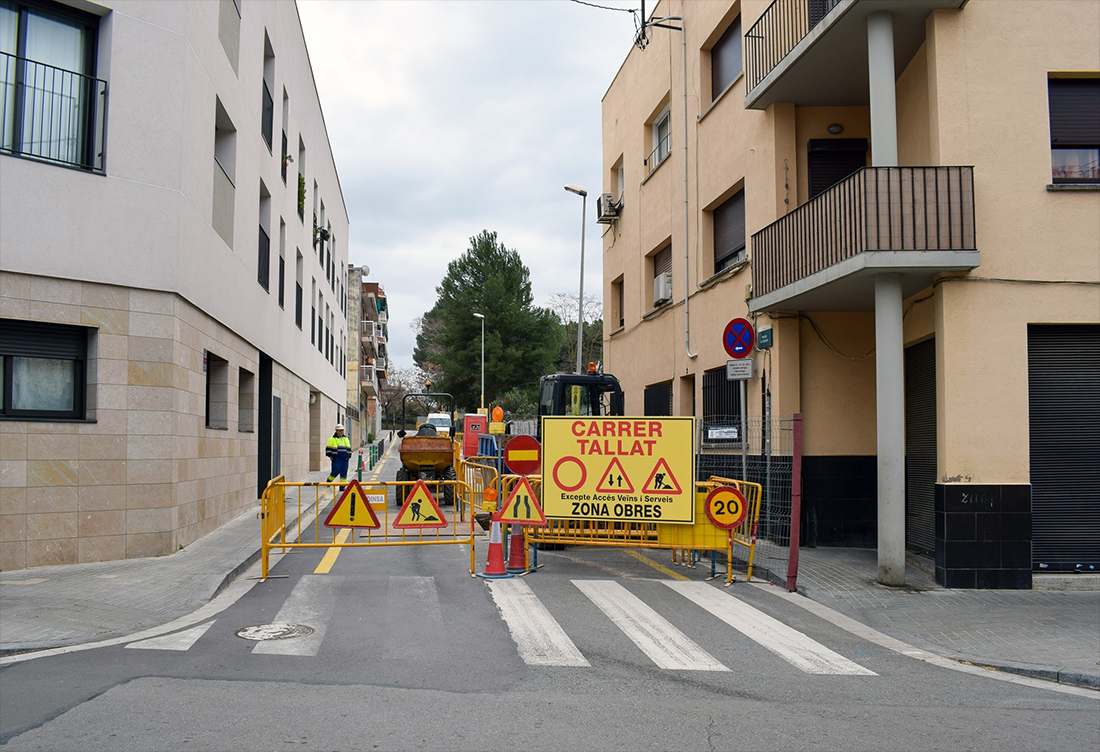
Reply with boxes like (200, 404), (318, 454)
(723, 318), (754, 359)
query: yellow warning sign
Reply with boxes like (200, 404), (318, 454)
(393, 480), (449, 529)
(324, 480), (382, 529)
(496, 477), (547, 526)
(541, 416), (695, 523)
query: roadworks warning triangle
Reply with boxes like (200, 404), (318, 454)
(642, 457), (683, 495)
(393, 480), (449, 529)
(595, 457), (635, 493)
(324, 480), (382, 529)
(496, 477), (547, 526)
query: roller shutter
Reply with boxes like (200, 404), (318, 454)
(1027, 324), (1100, 571)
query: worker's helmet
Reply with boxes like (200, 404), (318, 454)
(335, 424), (345, 431)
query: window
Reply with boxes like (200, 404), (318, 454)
(280, 90), (289, 183)
(0, 318), (88, 419)
(1048, 78), (1100, 184)
(612, 276), (624, 329)
(644, 381), (673, 417)
(205, 350), (229, 430)
(260, 33), (274, 150)
(238, 367), (254, 432)
(808, 139), (866, 198)
(212, 97), (236, 246)
(277, 220), (286, 308)
(295, 251), (303, 329)
(702, 367), (742, 443)
(713, 188), (746, 272)
(217, 0), (241, 74)
(648, 107), (671, 174)
(1, 0), (104, 170)
(257, 181), (271, 290)
(710, 15), (742, 101)
(297, 137), (306, 220)
(310, 279), (316, 343)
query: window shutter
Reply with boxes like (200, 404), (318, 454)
(713, 189), (746, 268)
(808, 139), (867, 198)
(1048, 79), (1100, 146)
(653, 245), (672, 276)
(0, 319), (87, 359)
(617, 279), (624, 328)
(710, 16), (742, 99)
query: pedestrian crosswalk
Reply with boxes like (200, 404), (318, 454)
(122, 574), (876, 677)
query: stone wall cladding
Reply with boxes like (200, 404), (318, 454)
(0, 272), (310, 570)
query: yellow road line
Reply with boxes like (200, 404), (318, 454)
(625, 549), (691, 581)
(314, 528), (351, 574)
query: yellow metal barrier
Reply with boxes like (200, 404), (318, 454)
(522, 474), (764, 585)
(259, 478), (478, 579)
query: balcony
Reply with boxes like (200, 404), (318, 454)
(750, 166), (978, 312)
(744, 0), (965, 110)
(1, 51), (107, 171)
(360, 363), (377, 396)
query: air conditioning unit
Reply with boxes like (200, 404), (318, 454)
(596, 192), (621, 224)
(653, 272), (673, 306)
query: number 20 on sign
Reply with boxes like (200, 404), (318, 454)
(704, 486), (748, 530)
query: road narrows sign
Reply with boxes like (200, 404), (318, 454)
(541, 416), (696, 523)
(324, 480), (382, 529)
(393, 480), (449, 529)
(496, 477), (547, 526)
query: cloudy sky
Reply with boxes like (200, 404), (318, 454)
(296, 0), (642, 370)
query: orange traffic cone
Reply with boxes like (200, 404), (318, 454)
(476, 519), (512, 579)
(505, 525), (527, 573)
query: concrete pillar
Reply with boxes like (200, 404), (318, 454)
(875, 273), (906, 586)
(867, 11), (898, 167)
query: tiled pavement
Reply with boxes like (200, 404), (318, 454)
(795, 547), (1100, 687)
(2, 453), (1097, 690)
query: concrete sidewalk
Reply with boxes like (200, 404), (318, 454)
(2, 461), (1097, 690)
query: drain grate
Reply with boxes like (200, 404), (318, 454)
(236, 623), (315, 641)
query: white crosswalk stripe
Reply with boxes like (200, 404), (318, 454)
(252, 575), (343, 656)
(486, 579), (589, 666)
(126, 621), (215, 651)
(573, 579), (729, 671)
(663, 581), (877, 675)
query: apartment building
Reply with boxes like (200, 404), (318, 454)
(601, 0), (1099, 588)
(0, 0), (350, 570)
(356, 280), (389, 437)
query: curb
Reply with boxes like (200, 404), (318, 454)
(960, 659), (1100, 691)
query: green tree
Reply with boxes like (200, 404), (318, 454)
(413, 231), (563, 411)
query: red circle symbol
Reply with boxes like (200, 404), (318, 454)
(723, 318), (755, 359)
(504, 435), (542, 476)
(552, 456), (587, 492)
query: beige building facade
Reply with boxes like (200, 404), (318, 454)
(602, 0), (1099, 587)
(1, 0), (350, 569)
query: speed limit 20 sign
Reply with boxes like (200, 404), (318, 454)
(704, 486), (748, 530)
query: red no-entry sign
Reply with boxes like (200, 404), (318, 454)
(504, 435), (541, 476)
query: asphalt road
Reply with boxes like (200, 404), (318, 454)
(1, 478), (1097, 750)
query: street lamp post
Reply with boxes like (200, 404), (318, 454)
(473, 312), (485, 411)
(564, 184), (587, 374)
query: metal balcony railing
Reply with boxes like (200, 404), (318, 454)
(751, 166), (976, 298)
(1, 51), (107, 172)
(645, 133), (671, 177)
(745, 0), (841, 93)
(360, 320), (376, 339)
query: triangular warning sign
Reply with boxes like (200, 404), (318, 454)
(642, 457), (683, 495)
(393, 480), (449, 529)
(497, 477), (547, 526)
(324, 480), (382, 529)
(596, 457), (635, 493)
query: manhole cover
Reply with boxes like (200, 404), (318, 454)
(236, 623), (314, 641)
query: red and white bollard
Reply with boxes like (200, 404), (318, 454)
(505, 525), (527, 573)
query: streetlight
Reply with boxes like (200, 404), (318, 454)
(473, 312), (485, 411)
(564, 184), (587, 374)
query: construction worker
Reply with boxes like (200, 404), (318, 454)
(326, 423), (352, 484)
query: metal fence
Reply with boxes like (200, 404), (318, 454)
(697, 415), (798, 585)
